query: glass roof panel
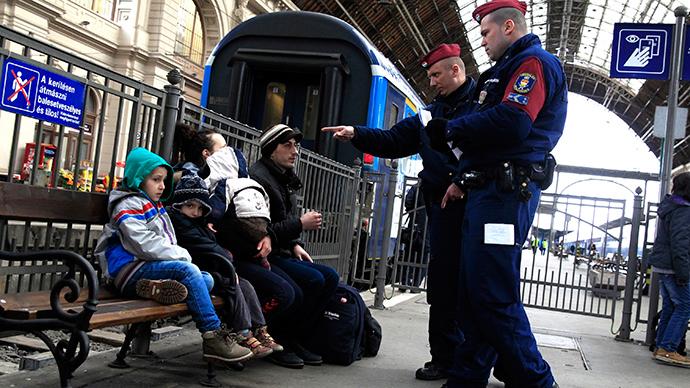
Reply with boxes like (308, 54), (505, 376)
(456, 0), (681, 94)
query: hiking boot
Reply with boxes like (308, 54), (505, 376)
(136, 279), (188, 305)
(415, 361), (447, 380)
(255, 326), (283, 352)
(292, 342), (322, 366)
(655, 348), (690, 367)
(267, 350), (304, 369)
(238, 333), (273, 358)
(202, 328), (253, 363)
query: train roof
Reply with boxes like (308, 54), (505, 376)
(206, 11), (424, 108)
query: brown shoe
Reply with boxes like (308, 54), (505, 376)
(202, 328), (253, 363)
(238, 333), (273, 358)
(255, 326), (284, 352)
(652, 348), (659, 359)
(136, 279), (188, 304)
(655, 349), (690, 367)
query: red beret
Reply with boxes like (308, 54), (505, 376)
(472, 0), (528, 23)
(421, 43), (461, 69)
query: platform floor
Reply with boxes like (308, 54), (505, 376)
(1, 290), (688, 388)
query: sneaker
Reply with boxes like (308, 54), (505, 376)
(267, 350), (304, 369)
(136, 279), (188, 305)
(655, 348), (690, 367)
(202, 328), (254, 363)
(292, 342), (322, 366)
(238, 333), (273, 358)
(255, 326), (284, 352)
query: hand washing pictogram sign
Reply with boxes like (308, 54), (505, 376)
(611, 23), (672, 80)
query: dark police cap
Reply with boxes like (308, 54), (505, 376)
(420, 44), (461, 69)
(472, 0), (528, 23)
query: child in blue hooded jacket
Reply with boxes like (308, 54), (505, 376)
(94, 147), (252, 364)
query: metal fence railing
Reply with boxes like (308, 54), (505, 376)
(0, 25), (165, 193)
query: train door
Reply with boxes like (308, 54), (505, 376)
(248, 72), (322, 151)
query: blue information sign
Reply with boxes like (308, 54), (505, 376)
(1, 57), (86, 128)
(611, 23), (673, 80)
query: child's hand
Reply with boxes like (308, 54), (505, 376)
(207, 223), (217, 233)
(254, 236), (272, 259)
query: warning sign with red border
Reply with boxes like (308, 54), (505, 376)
(1, 57), (86, 128)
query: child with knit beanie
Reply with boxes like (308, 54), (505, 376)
(168, 171), (282, 357)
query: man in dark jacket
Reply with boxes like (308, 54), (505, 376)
(322, 43), (474, 380)
(648, 172), (690, 367)
(250, 124), (339, 367)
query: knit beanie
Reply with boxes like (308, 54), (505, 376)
(259, 124), (303, 157)
(171, 173), (212, 217)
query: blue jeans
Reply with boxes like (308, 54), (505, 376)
(122, 260), (220, 333)
(656, 273), (690, 351)
(271, 257), (339, 342)
(234, 260), (299, 342)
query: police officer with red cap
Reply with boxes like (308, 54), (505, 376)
(426, 1), (566, 387)
(322, 44), (475, 381)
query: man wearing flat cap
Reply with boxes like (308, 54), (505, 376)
(426, 1), (566, 387)
(322, 44), (475, 381)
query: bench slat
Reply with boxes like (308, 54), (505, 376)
(89, 297), (224, 329)
(1, 288), (223, 329)
(0, 288), (117, 316)
(0, 181), (108, 224)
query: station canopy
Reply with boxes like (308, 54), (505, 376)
(294, 0), (690, 167)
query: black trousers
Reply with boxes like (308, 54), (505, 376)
(425, 198), (465, 369)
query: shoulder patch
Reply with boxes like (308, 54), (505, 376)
(513, 73), (536, 94)
(507, 92), (529, 105)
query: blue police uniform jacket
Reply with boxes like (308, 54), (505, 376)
(446, 34), (567, 171)
(352, 78), (476, 194)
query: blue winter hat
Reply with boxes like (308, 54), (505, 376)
(171, 172), (212, 217)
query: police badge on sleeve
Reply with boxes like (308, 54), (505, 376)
(513, 73), (536, 94)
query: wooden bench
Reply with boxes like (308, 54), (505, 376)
(0, 182), (227, 387)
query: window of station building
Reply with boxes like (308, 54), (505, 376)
(262, 82), (286, 130)
(91, 0), (115, 19)
(175, 0), (205, 65)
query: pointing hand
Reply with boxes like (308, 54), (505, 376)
(321, 126), (355, 141)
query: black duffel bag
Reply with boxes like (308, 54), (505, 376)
(307, 283), (382, 365)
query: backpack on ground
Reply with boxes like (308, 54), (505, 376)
(308, 283), (382, 365)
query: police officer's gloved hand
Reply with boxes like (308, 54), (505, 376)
(425, 118), (450, 152)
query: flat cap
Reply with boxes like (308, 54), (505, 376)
(472, 0), (528, 23)
(420, 43), (461, 69)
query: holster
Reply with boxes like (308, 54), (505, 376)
(520, 154), (556, 190)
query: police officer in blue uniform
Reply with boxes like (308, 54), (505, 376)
(322, 44), (475, 381)
(426, 1), (567, 387)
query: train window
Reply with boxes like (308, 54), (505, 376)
(262, 82), (287, 130)
(386, 103), (399, 130)
(175, 0), (205, 65)
(302, 86), (320, 142)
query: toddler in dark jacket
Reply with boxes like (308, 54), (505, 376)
(169, 172), (282, 357)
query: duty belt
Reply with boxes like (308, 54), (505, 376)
(459, 154), (556, 201)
